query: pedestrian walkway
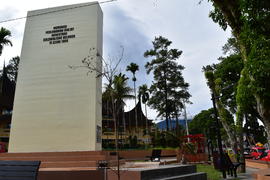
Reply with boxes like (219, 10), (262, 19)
(223, 167), (258, 180)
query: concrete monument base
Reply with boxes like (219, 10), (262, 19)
(0, 151), (207, 180)
(0, 151), (115, 180)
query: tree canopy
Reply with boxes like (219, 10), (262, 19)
(144, 36), (191, 131)
(6, 56), (20, 82)
(189, 108), (233, 145)
(208, 0), (270, 142)
(126, 63), (139, 82)
(0, 27), (12, 56)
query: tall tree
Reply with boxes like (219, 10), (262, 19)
(126, 63), (139, 130)
(169, 64), (191, 134)
(204, 68), (238, 152)
(0, 27), (12, 56)
(138, 84), (150, 133)
(113, 73), (134, 109)
(6, 56), (20, 82)
(208, 0), (270, 143)
(112, 73), (134, 147)
(144, 36), (190, 131)
(202, 36), (263, 172)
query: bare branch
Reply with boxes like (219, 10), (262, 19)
(69, 46), (125, 87)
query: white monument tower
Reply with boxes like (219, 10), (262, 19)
(9, 2), (103, 152)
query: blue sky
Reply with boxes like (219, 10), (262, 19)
(0, 0), (231, 120)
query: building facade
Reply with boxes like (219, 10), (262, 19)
(102, 99), (153, 148)
(9, 2), (103, 152)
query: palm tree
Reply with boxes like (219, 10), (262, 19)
(0, 27), (13, 56)
(101, 74), (133, 180)
(126, 63), (139, 130)
(112, 73), (134, 147)
(113, 73), (134, 110)
(139, 84), (150, 133)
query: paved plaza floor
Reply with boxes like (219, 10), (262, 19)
(222, 167), (258, 180)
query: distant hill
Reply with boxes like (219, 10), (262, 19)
(156, 119), (192, 130)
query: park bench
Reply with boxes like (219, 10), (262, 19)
(0, 160), (41, 180)
(146, 149), (162, 162)
(224, 153), (242, 178)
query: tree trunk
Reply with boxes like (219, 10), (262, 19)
(216, 98), (238, 152)
(111, 95), (120, 180)
(263, 120), (270, 144)
(145, 104), (148, 134)
(255, 95), (270, 143)
(236, 110), (245, 173)
(123, 110), (126, 145)
(169, 115), (172, 130)
(128, 108), (131, 134)
(111, 95), (118, 150)
(238, 133), (246, 172)
(133, 76), (138, 132)
(165, 80), (169, 131)
(175, 111), (179, 136)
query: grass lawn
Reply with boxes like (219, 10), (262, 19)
(196, 164), (240, 180)
(197, 164), (221, 180)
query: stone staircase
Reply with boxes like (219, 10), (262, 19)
(160, 172), (207, 180)
(140, 165), (207, 180)
(0, 151), (118, 169)
(107, 164), (207, 180)
(0, 152), (207, 180)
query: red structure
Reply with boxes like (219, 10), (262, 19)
(183, 134), (206, 153)
(250, 146), (266, 159)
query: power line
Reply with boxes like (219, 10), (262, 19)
(0, 0), (117, 24)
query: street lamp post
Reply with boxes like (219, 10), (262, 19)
(211, 93), (226, 179)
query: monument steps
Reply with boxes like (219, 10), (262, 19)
(106, 164), (207, 180)
(0, 151), (118, 169)
(0, 155), (107, 162)
(41, 161), (99, 168)
(41, 159), (124, 168)
(140, 165), (197, 179)
(0, 151), (106, 157)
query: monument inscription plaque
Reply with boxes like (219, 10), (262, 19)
(9, 2), (103, 152)
(43, 25), (76, 44)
